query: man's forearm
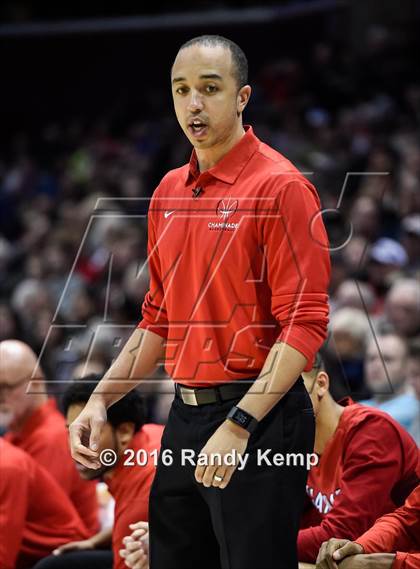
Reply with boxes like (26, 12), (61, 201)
(92, 328), (166, 408)
(339, 554), (396, 568)
(366, 554), (396, 568)
(235, 341), (308, 421)
(90, 527), (113, 549)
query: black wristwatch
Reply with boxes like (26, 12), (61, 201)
(226, 406), (259, 434)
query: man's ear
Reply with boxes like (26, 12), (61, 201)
(115, 422), (135, 448)
(316, 371), (330, 399)
(237, 85), (251, 115)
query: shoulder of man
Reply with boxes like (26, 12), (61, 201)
(340, 401), (419, 452)
(251, 142), (320, 205)
(0, 438), (32, 475)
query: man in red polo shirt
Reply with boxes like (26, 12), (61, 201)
(0, 437), (90, 569)
(298, 354), (419, 564)
(69, 35), (330, 569)
(316, 485), (419, 568)
(0, 340), (99, 534)
(33, 376), (163, 569)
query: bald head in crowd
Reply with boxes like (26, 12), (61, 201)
(0, 340), (47, 430)
(386, 279), (420, 337)
(364, 333), (408, 399)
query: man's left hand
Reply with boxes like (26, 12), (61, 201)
(316, 539), (363, 568)
(120, 521), (149, 569)
(194, 419), (250, 489)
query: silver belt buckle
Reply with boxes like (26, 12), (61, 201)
(180, 386), (198, 406)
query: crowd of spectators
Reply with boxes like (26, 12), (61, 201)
(1, 24), (419, 429)
(0, 18), (419, 569)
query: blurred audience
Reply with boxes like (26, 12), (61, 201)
(0, 24), (419, 416)
(407, 342), (420, 443)
(1, 27), (419, 417)
(328, 308), (370, 394)
(361, 334), (418, 432)
(333, 280), (376, 314)
(380, 279), (420, 339)
(0, 19), (419, 569)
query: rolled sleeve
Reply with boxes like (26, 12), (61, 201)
(261, 179), (330, 371)
(137, 196), (169, 339)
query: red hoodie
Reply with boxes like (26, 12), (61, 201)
(138, 125), (330, 386)
(5, 398), (99, 535)
(357, 485), (420, 569)
(298, 399), (420, 562)
(0, 438), (89, 569)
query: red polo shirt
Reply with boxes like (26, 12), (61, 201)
(138, 125), (330, 386)
(5, 398), (99, 535)
(357, 485), (420, 569)
(0, 438), (89, 569)
(106, 424), (163, 569)
(298, 399), (420, 562)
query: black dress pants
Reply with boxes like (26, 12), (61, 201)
(149, 377), (315, 569)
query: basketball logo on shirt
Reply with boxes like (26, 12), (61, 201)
(209, 199), (239, 231)
(216, 199), (238, 220)
(208, 198), (239, 231)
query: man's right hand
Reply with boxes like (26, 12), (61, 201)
(69, 397), (107, 469)
(316, 539), (364, 569)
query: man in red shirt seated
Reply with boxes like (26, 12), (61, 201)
(33, 375), (163, 569)
(0, 340), (99, 534)
(0, 438), (90, 569)
(316, 485), (419, 569)
(298, 353), (419, 564)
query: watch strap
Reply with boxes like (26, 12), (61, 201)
(226, 405), (259, 434)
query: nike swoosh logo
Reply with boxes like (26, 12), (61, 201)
(164, 210), (175, 218)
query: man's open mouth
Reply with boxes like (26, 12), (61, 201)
(188, 118), (208, 138)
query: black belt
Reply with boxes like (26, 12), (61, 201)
(174, 379), (256, 406)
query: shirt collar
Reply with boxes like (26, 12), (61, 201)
(338, 396), (356, 408)
(185, 125), (259, 186)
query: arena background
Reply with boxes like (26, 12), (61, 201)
(1, 0), (419, 422)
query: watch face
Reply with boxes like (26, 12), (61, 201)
(235, 410), (250, 426)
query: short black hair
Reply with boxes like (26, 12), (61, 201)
(61, 374), (146, 433)
(176, 34), (248, 90)
(304, 352), (326, 379)
(312, 352), (325, 373)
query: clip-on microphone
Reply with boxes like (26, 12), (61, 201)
(192, 186), (203, 198)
